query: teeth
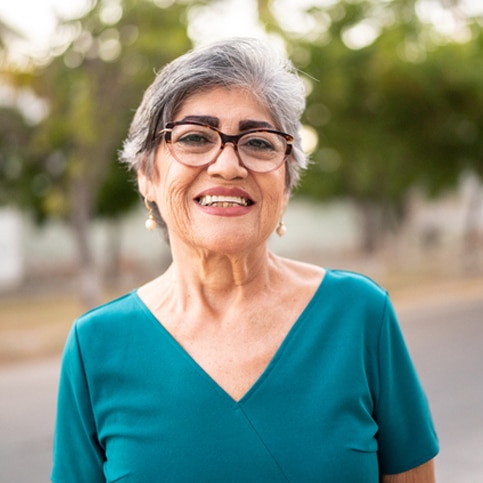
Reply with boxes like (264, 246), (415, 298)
(198, 195), (250, 207)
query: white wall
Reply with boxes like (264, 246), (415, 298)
(0, 208), (24, 290)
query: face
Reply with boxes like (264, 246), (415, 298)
(138, 87), (290, 255)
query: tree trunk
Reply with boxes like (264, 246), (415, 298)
(462, 179), (482, 273)
(70, 178), (101, 309)
(104, 218), (123, 285)
(357, 197), (408, 254)
(357, 200), (382, 254)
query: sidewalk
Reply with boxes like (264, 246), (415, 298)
(388, 273), (483, 313)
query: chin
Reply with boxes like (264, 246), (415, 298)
(198, 231), (263, 255)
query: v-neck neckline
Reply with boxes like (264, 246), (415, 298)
(132, 270), (330, 405)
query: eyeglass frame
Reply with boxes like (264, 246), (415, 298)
(158, 120), (294, 173)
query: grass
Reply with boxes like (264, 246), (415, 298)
(0, 294), (83, 364)
(0, 288), (129, 364)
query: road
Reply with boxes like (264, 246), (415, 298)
(0, 355), (59, 483)
(0, 294), (482, 482)
(397, 295), (483, 482)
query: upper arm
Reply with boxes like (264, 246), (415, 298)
(374, 297), (439, 473)
(51, 324), (105, 483)
(381, 458), (436, 483)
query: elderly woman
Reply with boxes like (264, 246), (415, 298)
(52, 38), (438, 482)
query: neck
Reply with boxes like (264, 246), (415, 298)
(158, 238), (281, 316)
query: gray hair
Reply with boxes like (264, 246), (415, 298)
(119, 37), (308, 191)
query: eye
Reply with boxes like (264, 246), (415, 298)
(176, 130), (216, 146)
(241, 134), (277, 152)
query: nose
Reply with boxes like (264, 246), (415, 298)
(206, 142), (248, 179)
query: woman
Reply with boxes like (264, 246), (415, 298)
(52, 38), (438, 482)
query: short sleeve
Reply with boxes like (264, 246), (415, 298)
(375, 297), (439, 474)
(51, 323), (106, 483)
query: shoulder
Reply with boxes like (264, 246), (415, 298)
(331, 268), (389, 306)
(279, 258), (386, 297)
(65, 290), (153, 365)
(77, 291), (138, 321)
(325, 269), (387, 299)
(317, 269), (391, 332)
(73, 291), (145, 336)
(277, 256), (326, 288)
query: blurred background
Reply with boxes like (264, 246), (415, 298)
(0, 0), (482, 481)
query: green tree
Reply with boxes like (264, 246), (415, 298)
(273, 0), (483, 254)
(0, 106), (34, 207)
(23, 0), (195, 306)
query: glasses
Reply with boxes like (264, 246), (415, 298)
(159, 121), (293, 173)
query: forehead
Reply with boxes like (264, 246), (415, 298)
(174, 86), (275, 127)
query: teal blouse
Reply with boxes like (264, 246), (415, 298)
(51, 270), (438, 482)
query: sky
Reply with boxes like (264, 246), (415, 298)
(1, 0), (482, 61)
(0, 0), (334, 60)
(0, 0), (265, 61)
(0, 0), (89, 57)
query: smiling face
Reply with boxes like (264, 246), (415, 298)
(138, 87), (290, 255)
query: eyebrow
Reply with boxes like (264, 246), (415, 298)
(180, 115), (219, 127)
(178, 115), (274, 131)
(239, 119), (274, 131)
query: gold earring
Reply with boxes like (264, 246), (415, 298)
(144, 198), (157, 231)
(276, 219), (286, 237)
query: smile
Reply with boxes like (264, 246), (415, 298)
(197, 195), (253, 207)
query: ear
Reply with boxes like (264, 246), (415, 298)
(137, 171), (155, 201)
(280, 190), (290, 216)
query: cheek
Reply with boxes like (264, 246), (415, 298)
(256, 183), (288, 234)
(262, 173), (288, 212)
(155, 165), (198, 223)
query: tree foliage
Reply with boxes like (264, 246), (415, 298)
(1, 0), (198, 305)
(1, 0), (482, 286)
(274, 0), (483, 250)
(0, 105), (34, 207)
(27, 0), (193, 221)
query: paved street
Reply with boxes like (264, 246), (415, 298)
(0, 293), (482, 482)
(397, 295), (483, 482)
(0, 356), (59, 483)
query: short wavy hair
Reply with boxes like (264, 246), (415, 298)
(119, 37), (307, 192)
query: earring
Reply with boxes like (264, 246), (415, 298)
(144, 198), (157, 231)
(276, 219), (286, 237)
